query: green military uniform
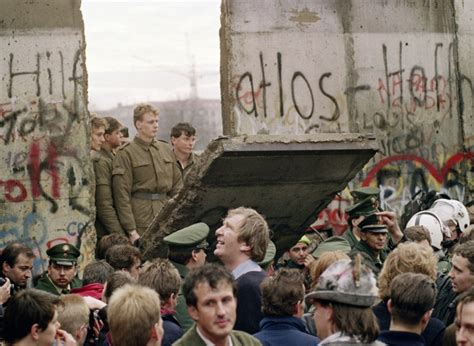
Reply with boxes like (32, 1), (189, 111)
(112, 137), (183, 235)
(173, 325), (262, 346)
(35, 243), (82, 295)
(312, 236), (351, 258)
(175, 152), (201, 180)
(35, 273), (82, 295)
(351, 224), (389, 277)
(343, 187), (381, 249)
(93, 147), (125, 239)
(164, 223), (210, 332)
(259, 241), (276, 271)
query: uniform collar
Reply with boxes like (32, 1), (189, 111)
(134, 136), (159, 150)
(100, 147), (115, 160)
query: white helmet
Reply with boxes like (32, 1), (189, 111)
(406, 211), (445, 250)
(430, 199), (470, 234)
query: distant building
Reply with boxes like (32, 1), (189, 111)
(97, 98), (222, 151)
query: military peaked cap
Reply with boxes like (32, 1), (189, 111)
(46, 243), (80, 266)
(164, 222), (210, 249)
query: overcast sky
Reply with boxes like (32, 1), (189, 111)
(81, 0), (221, 110)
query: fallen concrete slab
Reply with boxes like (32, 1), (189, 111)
(141, 133), (377, 260)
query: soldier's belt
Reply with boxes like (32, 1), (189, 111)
(132, 192), (166, 200)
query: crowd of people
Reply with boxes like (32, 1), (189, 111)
(0, 103), (473, 346)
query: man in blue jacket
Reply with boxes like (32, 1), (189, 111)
(253, 268), (319, 345)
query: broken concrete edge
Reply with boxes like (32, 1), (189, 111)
(140, 133), (378, 259)
(141, 138), (227, 258)
(220, 0), (234, 136)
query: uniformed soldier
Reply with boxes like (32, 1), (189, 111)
(351, 224), (389, 277)
(35, 243), (82, 295)
(259, 240), (276, 275)
(94, 116), (125, 240)
(170, 122), (200, 180)
(112, 104), (183, 243)
(311, 236), (351, 259)
(163, 222), (210, 332)
(342, 187), (381, 249)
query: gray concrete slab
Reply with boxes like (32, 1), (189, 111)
(141, 133), (377, 260)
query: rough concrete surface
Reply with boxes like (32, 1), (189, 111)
(0, 0), (94, 274)
(141, 134), (377, 260)
(221, 0), (473, 227)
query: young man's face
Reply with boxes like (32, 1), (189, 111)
(127, 258), (141, 280)
(136, 112), (159, 141)
(188, 280), (236, 344)
(37, 309), (61, 346)
(2, 253), (33, 288)
(312, 301), (333, 341)
(48, 262), (77, 289)
(360, 231), (387, 252)
(104, 129), (123, 149)
(214, 214), (246, 263)
(449, 255), (474, 293)
(288, 242), (309, 266)
(91, 126), (105, 151)
(171, 132), (196, 156)
(456, 301), (474, 346)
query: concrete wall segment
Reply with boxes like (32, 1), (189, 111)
(0, 0), (95, 275)
(221, 0), (473, 226)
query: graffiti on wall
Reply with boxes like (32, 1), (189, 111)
(0, 41), (95, 275)
(231, 38), (473, 227)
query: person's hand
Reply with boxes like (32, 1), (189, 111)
(128, 230), (140, 243)
(0, 278), (11, 304)
(56, 329), (77, 346)
(303, 254), (316, 268)
(376, 211), (403, 244)
(83, 296), (106, 310)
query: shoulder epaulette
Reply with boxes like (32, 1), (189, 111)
(117, 142), (131, 151)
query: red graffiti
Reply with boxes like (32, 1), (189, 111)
(0, 179), (28, 202)
(29, 140), (60, 199)
(312, 195), (351, 235)
(1, 141), (61, 203)
(362, 152), (474, 186)
(46, 238), (70, 249)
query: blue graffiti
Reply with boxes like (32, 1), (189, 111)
(0, 212), (48, 249)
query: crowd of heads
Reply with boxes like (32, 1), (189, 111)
(1, 175), (473, 346)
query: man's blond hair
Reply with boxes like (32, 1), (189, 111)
(108, 284), (162, 346)
(378, 242), (437, 300)
(227, 207), (270, 262)
(57, 295), (89, 338)
(91, 115), (107, 130)
(133, 103), (158, 128)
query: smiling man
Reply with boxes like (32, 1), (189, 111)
(174, 264), (261, 346)
(214, 207), (270, 334)
(35, 243), (82, 295)
(112, 104), (183, 243)
(434, 240), (474, 325)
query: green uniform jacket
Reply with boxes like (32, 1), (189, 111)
(112, 137), (183, 233)
(171, 261), (195, 332)
(341, 228), (359, 249)
(172, 325), (262, 346)
(352, 240), (388, 277)
(93, 148), (125, 239)
(175, 152), (201, 181)
(35, 273), (82, 296)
